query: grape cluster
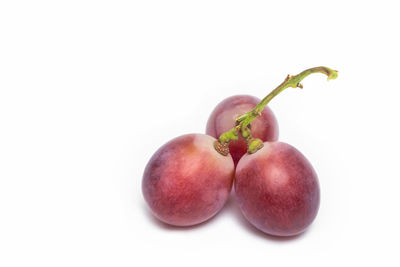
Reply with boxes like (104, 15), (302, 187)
(142, 67), (337, 236)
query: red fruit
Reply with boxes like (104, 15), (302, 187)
(206, 95), (278, 166)
(142, 134), (234, 226)
(235, 142), (320, 236)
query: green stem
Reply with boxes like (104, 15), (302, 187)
(214, 66), (338, 156)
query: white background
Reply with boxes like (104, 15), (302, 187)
(1, 0), (399, 266)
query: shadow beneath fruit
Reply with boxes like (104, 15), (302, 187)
(141, 201), (222, 231)
(226, 193), (308, 242)
(142, 194), (310, 241)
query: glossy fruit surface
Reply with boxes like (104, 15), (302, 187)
(142, 134), (234, 226)
(206, 95), (278, 166)
(235, 141), (320, 236)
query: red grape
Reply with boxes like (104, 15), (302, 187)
(142, 134), (234, 226)
(235, 141), (320, 236)
(206, 95), (278, 166)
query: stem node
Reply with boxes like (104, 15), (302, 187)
(214, 141), (230, 156)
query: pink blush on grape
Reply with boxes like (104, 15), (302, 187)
(142, 134), (234, 226)
(235, 142), (320, 236)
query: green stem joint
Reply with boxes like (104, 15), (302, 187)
(214, 66), (338, 156)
